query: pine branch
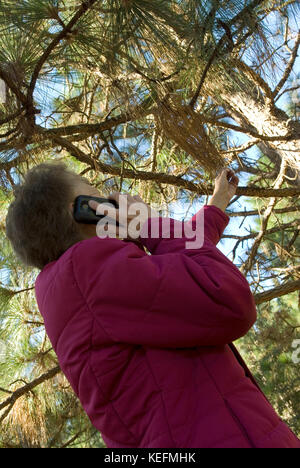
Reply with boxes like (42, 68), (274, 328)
(0, 100), (154, 155)
(222, 219), (300, 240)
(240, 158), (288, 275)
(189, 0), (266, 107)
(228, 205), (300, 217)
(196, 114), (294, 141)
(0, 109), (24, 126)
(272, 30), (300, 98)
(0, 67), (27, 106)
(38, 105), (153, 138)
(47, 133), (210, 194)
(59, 430), (85, 449)
(275, 84), (300, 102)
(45, 116), (290, 142)
(0, 387), (12, 395)
(48, 134), (300, 198)
(0, 105), (295, 161)
(0, 366), (61, 418)
(254, 279), (300, 305)
(40, 109), (296, 144)
(28, 0), (99, 101)
(11, 286), (35, 295)
(221, 139), (260, 155)
(189, 33), (228, 109)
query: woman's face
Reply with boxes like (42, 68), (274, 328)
(70, 178), (101, 240)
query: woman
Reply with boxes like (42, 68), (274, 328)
(5, 162), (300, 448)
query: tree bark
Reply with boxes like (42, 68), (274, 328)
(203, 67), (300, 185)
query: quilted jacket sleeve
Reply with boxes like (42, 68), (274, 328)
(71, 205), (257, 348)
(140, 204), (231, 254)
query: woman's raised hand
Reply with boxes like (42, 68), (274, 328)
(214, 168), (239, 200)
(88, 191), (158, 240)
(208, 168), (239, 212)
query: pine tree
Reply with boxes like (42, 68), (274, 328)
(0, 0), (299, 447)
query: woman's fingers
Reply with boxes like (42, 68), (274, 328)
(216, 168), (239, 185)
(108, 191), (121, 204)
(89, 192), (152, 240)
(212, 167), (239, 203)
(229, 174), (239, 186)
(226, 169), (234, 179)
(226, 169), (239, 186)
(88, 200), (99, 210)
(88, 199), (120, 224)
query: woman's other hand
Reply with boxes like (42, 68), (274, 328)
(207, 168), (239, 212)
(88, 192), (158, 240)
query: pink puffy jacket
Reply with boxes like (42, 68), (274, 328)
(35, 204), (300, 448)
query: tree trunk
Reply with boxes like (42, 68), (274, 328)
(204, 68), (300, 185)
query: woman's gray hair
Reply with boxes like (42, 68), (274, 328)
(5, 162), (86, 270)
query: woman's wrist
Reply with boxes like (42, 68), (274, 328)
(207, 193), (230, 212)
